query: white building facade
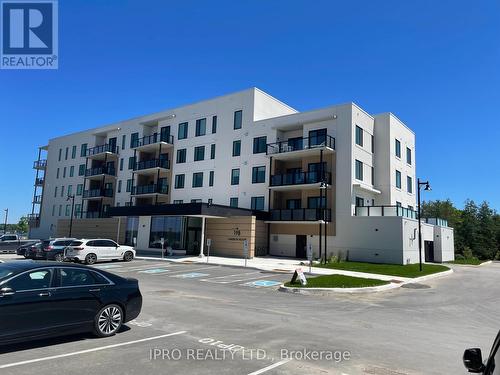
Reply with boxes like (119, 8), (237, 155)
(29, 88), (454, 264)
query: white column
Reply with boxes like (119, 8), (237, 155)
(199, 216), (206, 257)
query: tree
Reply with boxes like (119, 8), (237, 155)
(476, 201), (497, 260)
(17, 216), (28, 233)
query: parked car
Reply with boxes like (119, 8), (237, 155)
(464, 330), (500, 374)
(0, 260), (142, 344)
(24, 241), (48, 260)
(42, 238), (76, 262)
(65, 239), (135, 265)
(16, 241), (40, 257)
(0, 234), (38, 253)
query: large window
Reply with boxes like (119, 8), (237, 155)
(76, 184), (83, 196)
(396, 170), (402, 188)
(234, 110), (242, 129)
(80, 143), (87, 157)
(178, 122), (188, 140)
(192, 172), (203, 187)
(355, 125), (363, 146)
(355, 196), (364, 207)
(395, 139), (401, 158)
(149, 216), (185, 249)
(128, 156), (136, 169)
(253, 136), (267, 154)
(130, 133), (139, 148)
(79, 164), (85, 176)
(407, 176), (413, 193)
(195, 118), (206, 137)
(230, 197), (238, 207)
(231, 169), (240, 185)
(309, 128), (327, 147)
(251, 196), (265, 210)
(194, 146), (205, 161)
(252, 166), (266, 183)
(355, 159), (363, 180)
(175, 174), (185, 189)
(406, 147), (412, 165)
(308, 196), (326, 209)
(176, 149), (186, 163)
(232, 140), (241, 157)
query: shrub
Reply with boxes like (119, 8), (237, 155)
(455, 254), (465, 261)
(462, 246), (474, 260)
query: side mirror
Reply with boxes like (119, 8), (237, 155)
(0, 287), (15, 297)
(463, 348), (485, 373)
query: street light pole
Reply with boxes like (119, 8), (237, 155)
(3, 208), (8, 234)
(417, 178), (431, 272)
(67, 195), (75, 237)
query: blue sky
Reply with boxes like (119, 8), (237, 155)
(1, 0), (499, 222)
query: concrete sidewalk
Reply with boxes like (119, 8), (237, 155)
(135, 254), (411, 282)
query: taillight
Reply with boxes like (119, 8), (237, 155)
(43, 246), (54, 252)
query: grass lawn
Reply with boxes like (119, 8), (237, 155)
(449, 258), (484, 265)
(285, 274), (389, 288)
(316, 261), (450, 278)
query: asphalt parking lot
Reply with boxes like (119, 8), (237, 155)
(0, 255), (499, 375)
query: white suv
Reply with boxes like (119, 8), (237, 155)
(65, 239), (135, 265)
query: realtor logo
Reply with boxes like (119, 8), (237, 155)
(1, 0), (58, 69)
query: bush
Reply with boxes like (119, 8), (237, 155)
(495, 251), (500, 261)
(455, 254), (465, 261)
(463, 246), (474, 260)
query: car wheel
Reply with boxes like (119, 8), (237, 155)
(54, 253), (64, 262)
(23, 254), (29, 259)
(85, 253), (97, 265)
(94, 304), (123, 337)
(123, 251), (134, 262)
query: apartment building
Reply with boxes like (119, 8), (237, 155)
(28, 88), (454, 264)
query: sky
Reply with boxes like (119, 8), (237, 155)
(0, 0), (499, 223)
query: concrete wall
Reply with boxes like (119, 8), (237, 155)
(56, 218), (126, 244)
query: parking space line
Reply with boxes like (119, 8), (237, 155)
(0, 331), (187, 369)
(165, 266), (217, 275)
(201, 272), (261, 283)
(247, 359), (291, 375)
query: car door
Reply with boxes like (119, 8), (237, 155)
(0, 268), (56, 341)
(48, 267), (106, 328)
(102, 239), (119, 259)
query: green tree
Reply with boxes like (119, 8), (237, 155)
(456, 199), (479, 255)
(476, 201), (497, 259)
(17, 216), (28, 233)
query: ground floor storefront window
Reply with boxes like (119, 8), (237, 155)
(125, 217), (139, 246)
(148, 216), (203, 254)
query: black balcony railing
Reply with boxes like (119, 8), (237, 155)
(132, 133), (174, 148)
(86, 144), (119, 157)
(27, 214), (40, 227)
(270, 171), (331, 187)
(33, 195), (42, 204)
(269, 208), (331, 222)
(80, 211), (109, 219)
(85, 166), (116, 177)
(34, 177), (45, 186)
(33, 159), (47, 169)
(267, 135), (335, 155)
(131, 184), (169, 195)
(134, 158), (170, 171)
(83, 188), (114, 198)
(354, 205), (418, 220)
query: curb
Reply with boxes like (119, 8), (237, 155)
(448, 260), (492, 268)
(278, 282), (400, 295)
(402, 268), (454, 285)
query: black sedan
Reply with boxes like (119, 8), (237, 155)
(0, 261), (142, 345)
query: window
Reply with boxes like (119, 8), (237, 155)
(395, 139), (401, 158)
(371, 134), (374, 153)
(122, 134), (126, 150)
(63, 167), (66, 178)
(407, 176), (413, 193)
(209, 171), (214, 186)
(61, 185), (65, 197)
(406, 147), (412, 165)
(65, 204), (70, 216)
(286, 199), (301, 209)
(118, 180), (122, 193)
(212, 116), (217, 133)
(5, 269), (53, 291)
(355, 125), (363, 146)
(396, 170), (402, 188)
(126, 179), (133, 192)
(191, 199), (202, 203)
(210, 144), (216, 159)
(194, 146), (205, 161)
(308, 196), (326, 208)
(54, 186), (58, 197)
(71, 145), (76, 159)
(232, 140), (241, 156)
(56, 168), (60, 179)
(230, 197), (238, 207)
(309, 128), (327, 146)
(52, 205), (56, 216)
(251, 196), (265, 210)
(192, 172), (203, 188)
(172, 150), (185, 165)
(355, 196), (364, 207)
(252, 166), (266, 183)
(231, 169), (240, 185)
(173, 200), (183, 204)
(119, 158), (124, 171)
(80, 143), (87, 157)
(253, 136), (267, 154)
(78, 164), (85, 176)
(128, 156), (135, 169)
(76, 184), (83, 196)
(355, 160), (363, 180)
(371, 166), (374, 185)
(69, 166), (74, 177)
(65, 147), (69, 160)
(75, 204), (81, 216)
(67, 185), (73, 196)
(233, 110), (242, 129)
(58, 148), (62, 161)
(178, 122), (188, 140)
(175, 174), (185, 189)
(59, 268), (103, 287)
(195, 118), (206, 136)
(130, 133), (139, 148)
(58, 205), (62, 216)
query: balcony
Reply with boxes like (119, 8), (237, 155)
(85, 166), (116, 178)
(270, 171), (331, 190)
(354, 205), (418, 220)
(131, 184), (169, 196)
(33, 195), (42, 204)
(85, 144), (119, 160)
(82, 188), (114, 199)
(266, 135), (335, 159)
(132, 133), (174, 151)
(80, 211), (109, 219)
(424, 218), (449, 227)
(34, 177), (45, 186)
(134, 158), (170, 174)
(33, 160), (47, 169)
(27, 214), (40, 227)
(267, 208), (331, 223)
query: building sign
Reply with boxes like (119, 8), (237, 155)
(228, 226), (246, 241)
